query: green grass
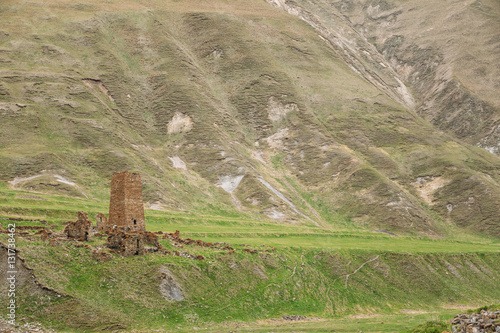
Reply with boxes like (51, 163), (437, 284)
(2, 185), (498, 253)
(190, 234), (500, 253)
(224, 312), (457, 333)
(1, 0), (500, 241)
(1, 183), (499, 332)
(1, 0), (500, 331)
(4, 235), (498, 332)
(466, 303), (500, 314)
(400, 320), (450, 333)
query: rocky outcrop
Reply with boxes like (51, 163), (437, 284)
(0, 244), (63, 298)
(158, 267), (184, 302)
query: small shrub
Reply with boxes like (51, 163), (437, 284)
(403, 320), (450, 333)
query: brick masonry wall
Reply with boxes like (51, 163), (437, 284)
(108, 171), (146, 231)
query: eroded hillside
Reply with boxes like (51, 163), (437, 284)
(0, 0), (500, 237)
(267, 0), (500, 153)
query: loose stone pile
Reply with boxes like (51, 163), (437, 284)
(451, 310), (500, 333)
(282, 315), (307, 321)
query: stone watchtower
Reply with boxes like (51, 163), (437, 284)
(108, 171), (145, 231)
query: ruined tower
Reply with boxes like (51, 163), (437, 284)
(107, 171), (146, 231)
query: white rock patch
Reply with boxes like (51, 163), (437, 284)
(217, 175), (245, 193)
(9, 173), (88, 198)
(159, 267), (184, 302)
(265, 208), (286, 221)
(167, 112), (193, 134)
(8, 174), (44, 186)
(265, 128), (289, 149)
(54, 175), (76, 186)
(267, 96), (298, 122)
(258, 176), (318, 225)
(148, 202), (167, 211)
(168, 156), (187, 171)
(411, 176), (450, 205)
(252, 151), (266, 164)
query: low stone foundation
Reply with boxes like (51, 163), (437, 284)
(64, 211), (93, 241)
(106, 229), (160, 257)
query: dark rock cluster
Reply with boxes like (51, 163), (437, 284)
(282, 315), (307, 321)
(161, 229), (234, 252)
(451, 310), (500, 333)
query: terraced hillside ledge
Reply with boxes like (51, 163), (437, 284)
(1, 227), (499, 332)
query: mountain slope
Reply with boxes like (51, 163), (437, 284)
(0, 0), (500, 237)
(267, 0), (500, 153)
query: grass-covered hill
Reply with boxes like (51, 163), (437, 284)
(0, 0), (500, 331)
(0, 187), (499, 332)
(268, 0), (500, 153)
(1, 0), (500, 237)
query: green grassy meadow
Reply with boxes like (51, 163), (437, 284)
(1, 183), (499, 254)
(1, 184), (499, 332)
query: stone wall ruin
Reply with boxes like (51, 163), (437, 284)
(64, 211), (93, 241)
(106, 230), (160, 257)
(95, 213), (107, 231)
(107, 230), (146, 256)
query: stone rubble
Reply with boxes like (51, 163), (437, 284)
(162, 230), (234, 252)
(451, 310), (500, 333)
(282, 315), (308, 321)
(106, 229), (161, 257)
(63, 211), (93, 241)
(95, 213), (107, 231)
